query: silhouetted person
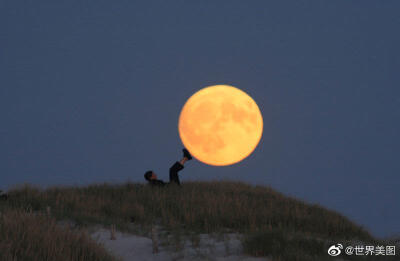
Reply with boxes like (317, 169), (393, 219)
(144, 148), (192, 186)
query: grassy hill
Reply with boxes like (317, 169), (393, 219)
(0, 181), (397, 261)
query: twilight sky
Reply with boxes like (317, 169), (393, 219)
(1, 1), (399, 238)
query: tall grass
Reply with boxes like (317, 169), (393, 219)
(0, 209), (117, 261)
(2, 181), (394, 260)
(5, 181), (374, 239)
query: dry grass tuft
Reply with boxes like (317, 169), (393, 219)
(0, 209), (117, 261)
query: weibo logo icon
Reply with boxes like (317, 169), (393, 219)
(328, 244), (343, 256)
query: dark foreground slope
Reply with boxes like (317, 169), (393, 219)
(0, 209), (117, 261)
(0, 181), (397, 261)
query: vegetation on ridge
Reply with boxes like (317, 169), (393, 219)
(0, 181), (396, 260)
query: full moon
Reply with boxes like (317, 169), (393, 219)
(178, 85), (263, 166)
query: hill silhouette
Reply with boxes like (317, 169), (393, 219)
(0, 181), (397, 260)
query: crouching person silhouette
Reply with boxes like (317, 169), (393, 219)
(144, 148), (192, 186)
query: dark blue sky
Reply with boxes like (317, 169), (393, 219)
(1, 1), (399, 238)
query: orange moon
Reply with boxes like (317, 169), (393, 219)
(178, 85), (263, 166)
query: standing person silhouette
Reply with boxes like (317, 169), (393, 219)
(144, 148), (192, 186)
